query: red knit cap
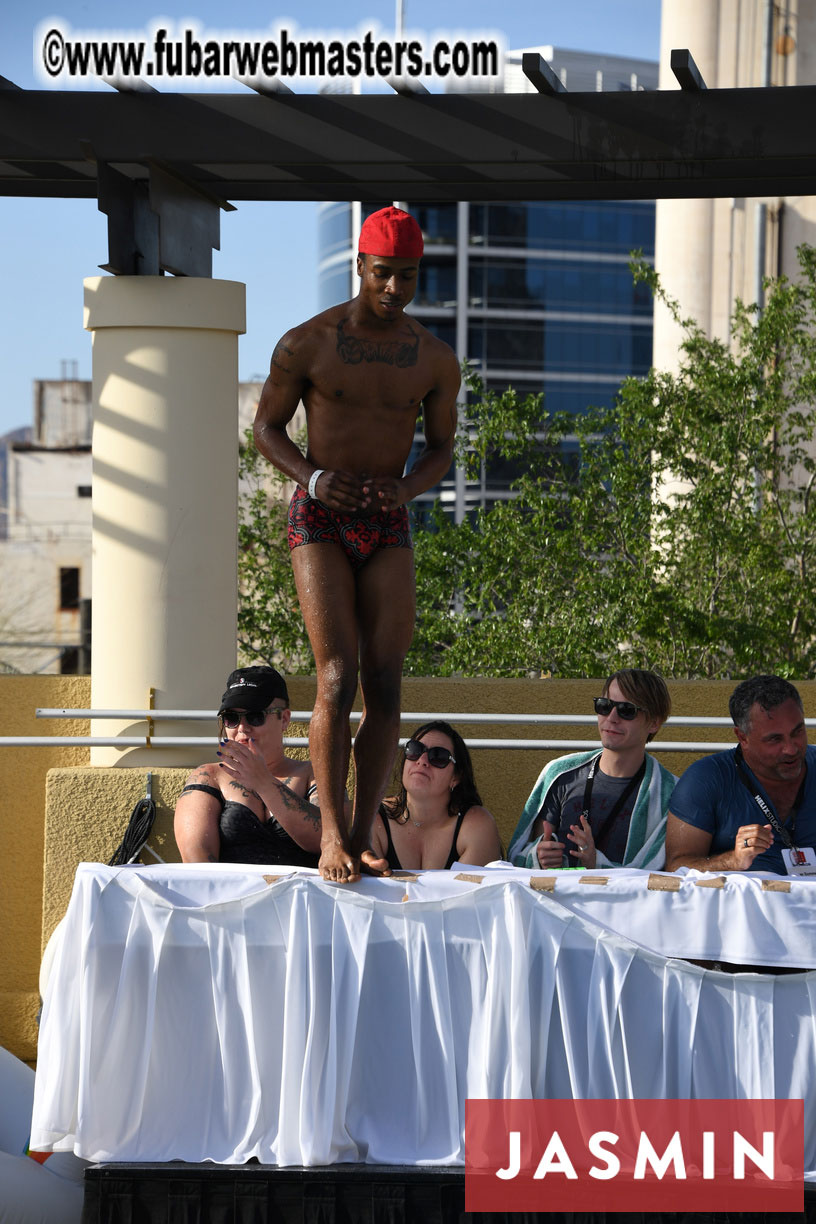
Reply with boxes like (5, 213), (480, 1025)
(358, 207), (424, 258)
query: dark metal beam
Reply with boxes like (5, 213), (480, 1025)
(95, 158), (232, 275)
(2, 80), (815, 205)
(387, 79), (430, 96)
(521, 53), (566, 95)
(239, 78), (294, 97)
(670, 49), (707, 91)
(96, 162), (159, 275)
(106, 77), (159, 94)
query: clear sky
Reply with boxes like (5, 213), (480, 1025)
(0, 1), (661, 437)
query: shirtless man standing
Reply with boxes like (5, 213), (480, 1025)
(253, 207), (460, 883)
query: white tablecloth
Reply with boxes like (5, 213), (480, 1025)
(31, 862), (816, 1173)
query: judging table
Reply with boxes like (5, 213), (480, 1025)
(31, 862), (816, 1174)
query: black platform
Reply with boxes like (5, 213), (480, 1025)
(81, 1162), (816, 1224)
(82, 1163), (465, 1224)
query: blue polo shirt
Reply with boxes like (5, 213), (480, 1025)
(669, 746), (816, 874)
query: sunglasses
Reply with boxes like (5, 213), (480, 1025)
(593, 697), (646, 721)
(221, 707), (284, 729)
(404, 738), (456, 769)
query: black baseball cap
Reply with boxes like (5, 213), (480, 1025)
(219, 666), (289, 713)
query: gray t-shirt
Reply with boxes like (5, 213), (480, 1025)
(537, 756), (641, 865)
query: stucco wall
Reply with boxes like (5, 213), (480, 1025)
(0, 676), (90, 1061)
(6, 673), (816, 1064)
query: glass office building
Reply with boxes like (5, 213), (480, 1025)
(317, 48), (657, 521)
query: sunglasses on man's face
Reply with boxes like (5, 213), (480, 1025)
(593, 697), (646, 721)
(404, 738), (456, 769)
(221, 707), (284, 729)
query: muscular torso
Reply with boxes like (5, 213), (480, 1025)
(274, 306), (445, 477)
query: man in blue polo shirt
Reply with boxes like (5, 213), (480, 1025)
(665, 675), (816, 876)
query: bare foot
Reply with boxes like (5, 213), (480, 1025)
(360, 849), (392, 877)
(318, 841), (361, 884)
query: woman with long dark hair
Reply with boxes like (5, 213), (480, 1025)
(369, 720), (502, 870)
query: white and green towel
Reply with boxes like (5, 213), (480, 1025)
(508, 749), (677, 871)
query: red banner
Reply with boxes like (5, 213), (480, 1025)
(465, 1099), (803, 1213)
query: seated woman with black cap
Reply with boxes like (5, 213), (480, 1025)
(174, 665), (321, 866)
(367, 720), (502, 870)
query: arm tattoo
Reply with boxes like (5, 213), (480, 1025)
(271, 340), (294, 372)
(276, 783), (298, 810)
(336, 319), (419, 368)
(274, 780), (321, 830)
(186, 765), (213, 786)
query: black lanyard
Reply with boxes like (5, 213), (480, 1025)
(581, 753), (647, 849)
(733, 747), (805, 852)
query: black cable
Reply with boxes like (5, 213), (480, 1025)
(108, 795), (157, 866)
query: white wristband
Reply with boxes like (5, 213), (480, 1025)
(307, 469), (325, 500)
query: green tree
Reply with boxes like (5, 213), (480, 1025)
(237, 245), (816, 679)
(237, 428), (313, 671)
(409, 245), (816, 678)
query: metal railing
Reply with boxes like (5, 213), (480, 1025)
(0, 706), (788, 752)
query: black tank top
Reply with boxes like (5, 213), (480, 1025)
(378, 805), (467, 871)
(180, 783), (319, 868)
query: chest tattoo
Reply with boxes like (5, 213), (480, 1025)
(336, 319), (419, 368)
(228, 781), (260, 804)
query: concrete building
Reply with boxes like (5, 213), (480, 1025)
(0, 376), (92, 674)
(318, 46), (658, 522)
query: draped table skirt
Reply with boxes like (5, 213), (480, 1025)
(30, 862), (816, 1174)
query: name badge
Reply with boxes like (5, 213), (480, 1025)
(781, 846), (816, 877)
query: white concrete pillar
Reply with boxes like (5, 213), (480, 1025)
(653, 0), (721, 373)
(795, 0), (816, 87)
(776, 0), (816, 285)
(84, 276), (246, 765)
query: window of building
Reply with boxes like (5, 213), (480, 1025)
(60, 646), (79, 674)
(59, 567), (80, 611)
(412, 204), (458, 244)
(468, 257), (653, 314)
(540, 320), (653, 373)
(412, 259), (456, 307)
(539, 383), (619, 416)
(418, 321), (456, 349)
(468, 321), (544, 368)
(318, 264), (352, 310)
(469, 201), (655, 257)
(77, 485), (91, 498)
(468, 320), (652, 375)
(318, 203), (352, 256)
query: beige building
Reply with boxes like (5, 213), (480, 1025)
(655, 0), (816, 368)
(0, 378), (92, 674)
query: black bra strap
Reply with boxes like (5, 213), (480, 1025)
(180, 783), (225, 810)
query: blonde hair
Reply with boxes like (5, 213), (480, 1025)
(603, 669), (671, 741)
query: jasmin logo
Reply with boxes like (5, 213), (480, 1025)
(465, 1100), (803, 1212)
